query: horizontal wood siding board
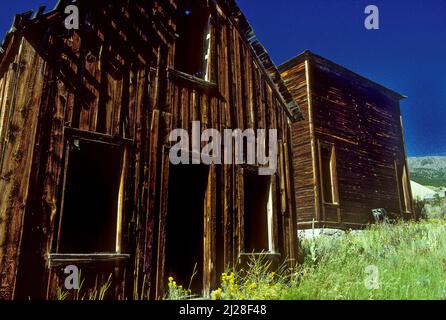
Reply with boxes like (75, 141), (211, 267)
(311, 63), (407, 224)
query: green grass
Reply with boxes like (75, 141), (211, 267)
(215, 219), (446, 300)
(59, 219), (446, 300)
(286, 219), (446, 300)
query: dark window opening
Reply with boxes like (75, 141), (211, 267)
(320, 143), (339, 204)
(244, 171), (272, 253)
(58, 139), (123, 253)
(174, 0), (211, 79)
(165, 164), (209, 294)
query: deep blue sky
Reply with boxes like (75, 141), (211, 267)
(1, 1), (445, 156)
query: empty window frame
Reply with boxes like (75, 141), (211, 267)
(319, 142), (339, 204)
(243, 170), (275, 253)
(397, 163), (412, 213)
(174, 0), (211, 79)
(57, 135), (127, 253)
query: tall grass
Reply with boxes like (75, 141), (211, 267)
(214, 219), (446, 300)
(56, 220), (446, 300)
(287, 219), (446, 300)
(211, 255), (288, 300)
(56, 273), (113, 300)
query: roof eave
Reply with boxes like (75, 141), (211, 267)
(279, 50), (406, 101)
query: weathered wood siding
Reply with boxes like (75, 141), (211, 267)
(0, 0), (299, 299)
(280, 52), (413, 229)
(0, 39), (48, 299)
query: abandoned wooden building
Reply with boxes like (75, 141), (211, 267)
(279, 50), (414, 230)
(0, 0), (302, 299)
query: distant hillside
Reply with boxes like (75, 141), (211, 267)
(408, 157), (446, 187)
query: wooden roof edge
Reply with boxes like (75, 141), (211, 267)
(0, 0), (305, 121)
(278, 50), (407, 101)
(0, 13), (28, 72)
(220, 0), (304, 121)
(0, 2), (66, 67)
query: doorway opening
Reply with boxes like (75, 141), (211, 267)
(244, 171), (273, 253)
(164, 164), (209, 294)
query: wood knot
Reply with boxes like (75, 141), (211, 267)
(86, 52), (97, 63)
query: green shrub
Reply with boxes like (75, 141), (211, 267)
(211, 255), (287, 300)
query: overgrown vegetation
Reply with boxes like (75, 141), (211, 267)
(60, 220), (446, 300)
(211, 257), (287, 300)
(57, 273), (112, 300)
(209, 219), (446, 300)
(414, 195), (446, 220)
